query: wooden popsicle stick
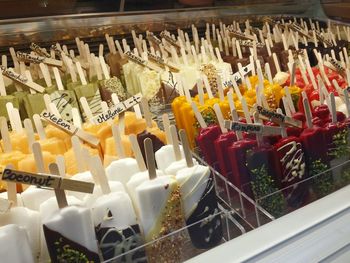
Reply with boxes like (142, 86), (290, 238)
(196, 79), (205, 105)
(23, 119), (35, 151)
(49, 163), (68, 209)
(129, 134), (146, 171)
(272, 53), (281, 73)
(303, 97), (313, 128)
(144, 138), (157, 180)
(80, 97), (94, 121)
(1, 55), (7, 68)
(90, 55), (101, 81)
(33, 114), (46, 140)
(49, 102), (62, 118)
(71, 136), (86, 173)
(5, 102), (16, 132)
(32, 142), (45, 173)
(105, 34), (113, 54)
(170, 125), (181, 161)
(10, 104), (22, 133)
(191, 102), (207, 128)
(140, 97), (153, 128)
(115, 40), (124, 57)
(227, 91), (243, 140)
(330, 92), (337, 124)
(284, 86), (296, 114)
(343, 89), (350, 117)
(277, 108), (287, 138)
(39, 63), (52, 87)
(5, 164), (17, 207)
(179, 129), (194, 168)
(56, 155), (66, 178)
(317, 75), (325, 105)
(282, 96), (292, 117)
(253, 111), (263, 147)
(24, 70), (36, 94)
(162, 114), (171, 145)
(216, 74), (225, 101)
(64, 56), (77, 83)
(0, 117), (12, 152)
(305, 59), (318, 90)
(241, 97), (252, 124)
(265, 63), (273, 83)
(99, 56), (110, 80)
(202, 74), (214, 99)
(71, 108), (82, 129)
(75, 62), (87, 85)
(213, 103), (228, 133)
(109, 36), (117, 55)
(112, 124), (126, 159)
(53, 67), (64, 91)
(0, 69), (6, 96)
(91, 156), (111, 195)
(290, 62), (296, 87)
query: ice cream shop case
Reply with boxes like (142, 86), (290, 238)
(0, 0), (349, 262)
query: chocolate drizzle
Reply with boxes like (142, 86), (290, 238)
(95, 224), (147, 263)
(43, 225), (100, 263)
(137, 130), (165, 166)
(186, 176), (222, 249)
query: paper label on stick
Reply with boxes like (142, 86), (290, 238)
(1, 168), (94, 193)
(146, 32), (162, 45)
(227, 27), (255, 41)
(238, 40), (265, 48)
(41, 110), (100, 147)
(124, 51), (162, 72)
(0, 65), (45, 93)
(256, 106), (302, 128)
(227, 63), (253, 84)
(90, 93), (142, 124)
(147, 52), (180, 72)
(17, 51), (63, 67)
(30, 43), (51, 58)
(224, 120), (282, 135)
(160, 31), (181, 49)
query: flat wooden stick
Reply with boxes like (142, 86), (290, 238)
(49, 163), (68, 209)
(144, 138), (157, 180)
(179, 129), (194, 167)
(0, 117), (12, 153)
(170, 125), (181, 161)
(112, 124), (126, 159)
(129, 134), (146, 171)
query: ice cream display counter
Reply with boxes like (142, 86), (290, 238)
(0, 0), (349, 262)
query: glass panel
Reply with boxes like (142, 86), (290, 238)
(321, 0), (350, 23)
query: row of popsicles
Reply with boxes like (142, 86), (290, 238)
(0, 107), (223, 262)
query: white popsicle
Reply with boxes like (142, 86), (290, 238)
(0, 224), (34, 263)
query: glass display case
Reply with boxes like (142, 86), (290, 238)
(0, 0), (350, 262)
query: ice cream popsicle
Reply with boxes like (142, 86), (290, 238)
(0, 72), (19, 125)
(92, 190), (146, 262)
(135, 138), (185, 263)
(137, 98), (166, 162)
(176, 129), (222, 249)
(300, 97), (333, 197)
(42, 205), (100, 262)
(105, 124), (139, 186)
(0, 224), (35, 263)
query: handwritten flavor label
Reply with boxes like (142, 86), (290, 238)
(17, 51), (63, 67)
(229, 63), (253, 83)
(238, 40), (265, 48)
(224, 120), (282, 135)
(0, 66), (45, 93)
(30, 43), (51, 58)
(17, 52), (45, 64)
(147, 52), (179, 72)
(1, 169), (94, 193)
(256, 106), (302, 128)
(160, 31), (181, 49)
(146, 32), (162, 45)
(41, 110), (100, 147)
(125, 51), (162, 72)
(227, 28), (255, 41)
(90, 93), (142, 124)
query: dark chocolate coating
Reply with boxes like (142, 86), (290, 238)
(137, 130), (165, 166)
(43, 225), (100, 263)
(95, 224), (147, 262)
(186, 176), (223, 249)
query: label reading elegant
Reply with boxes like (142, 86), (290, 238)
(90, 93), (142, 124)
(1, 168), (95, 193)
(147, 52), (180, 72)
